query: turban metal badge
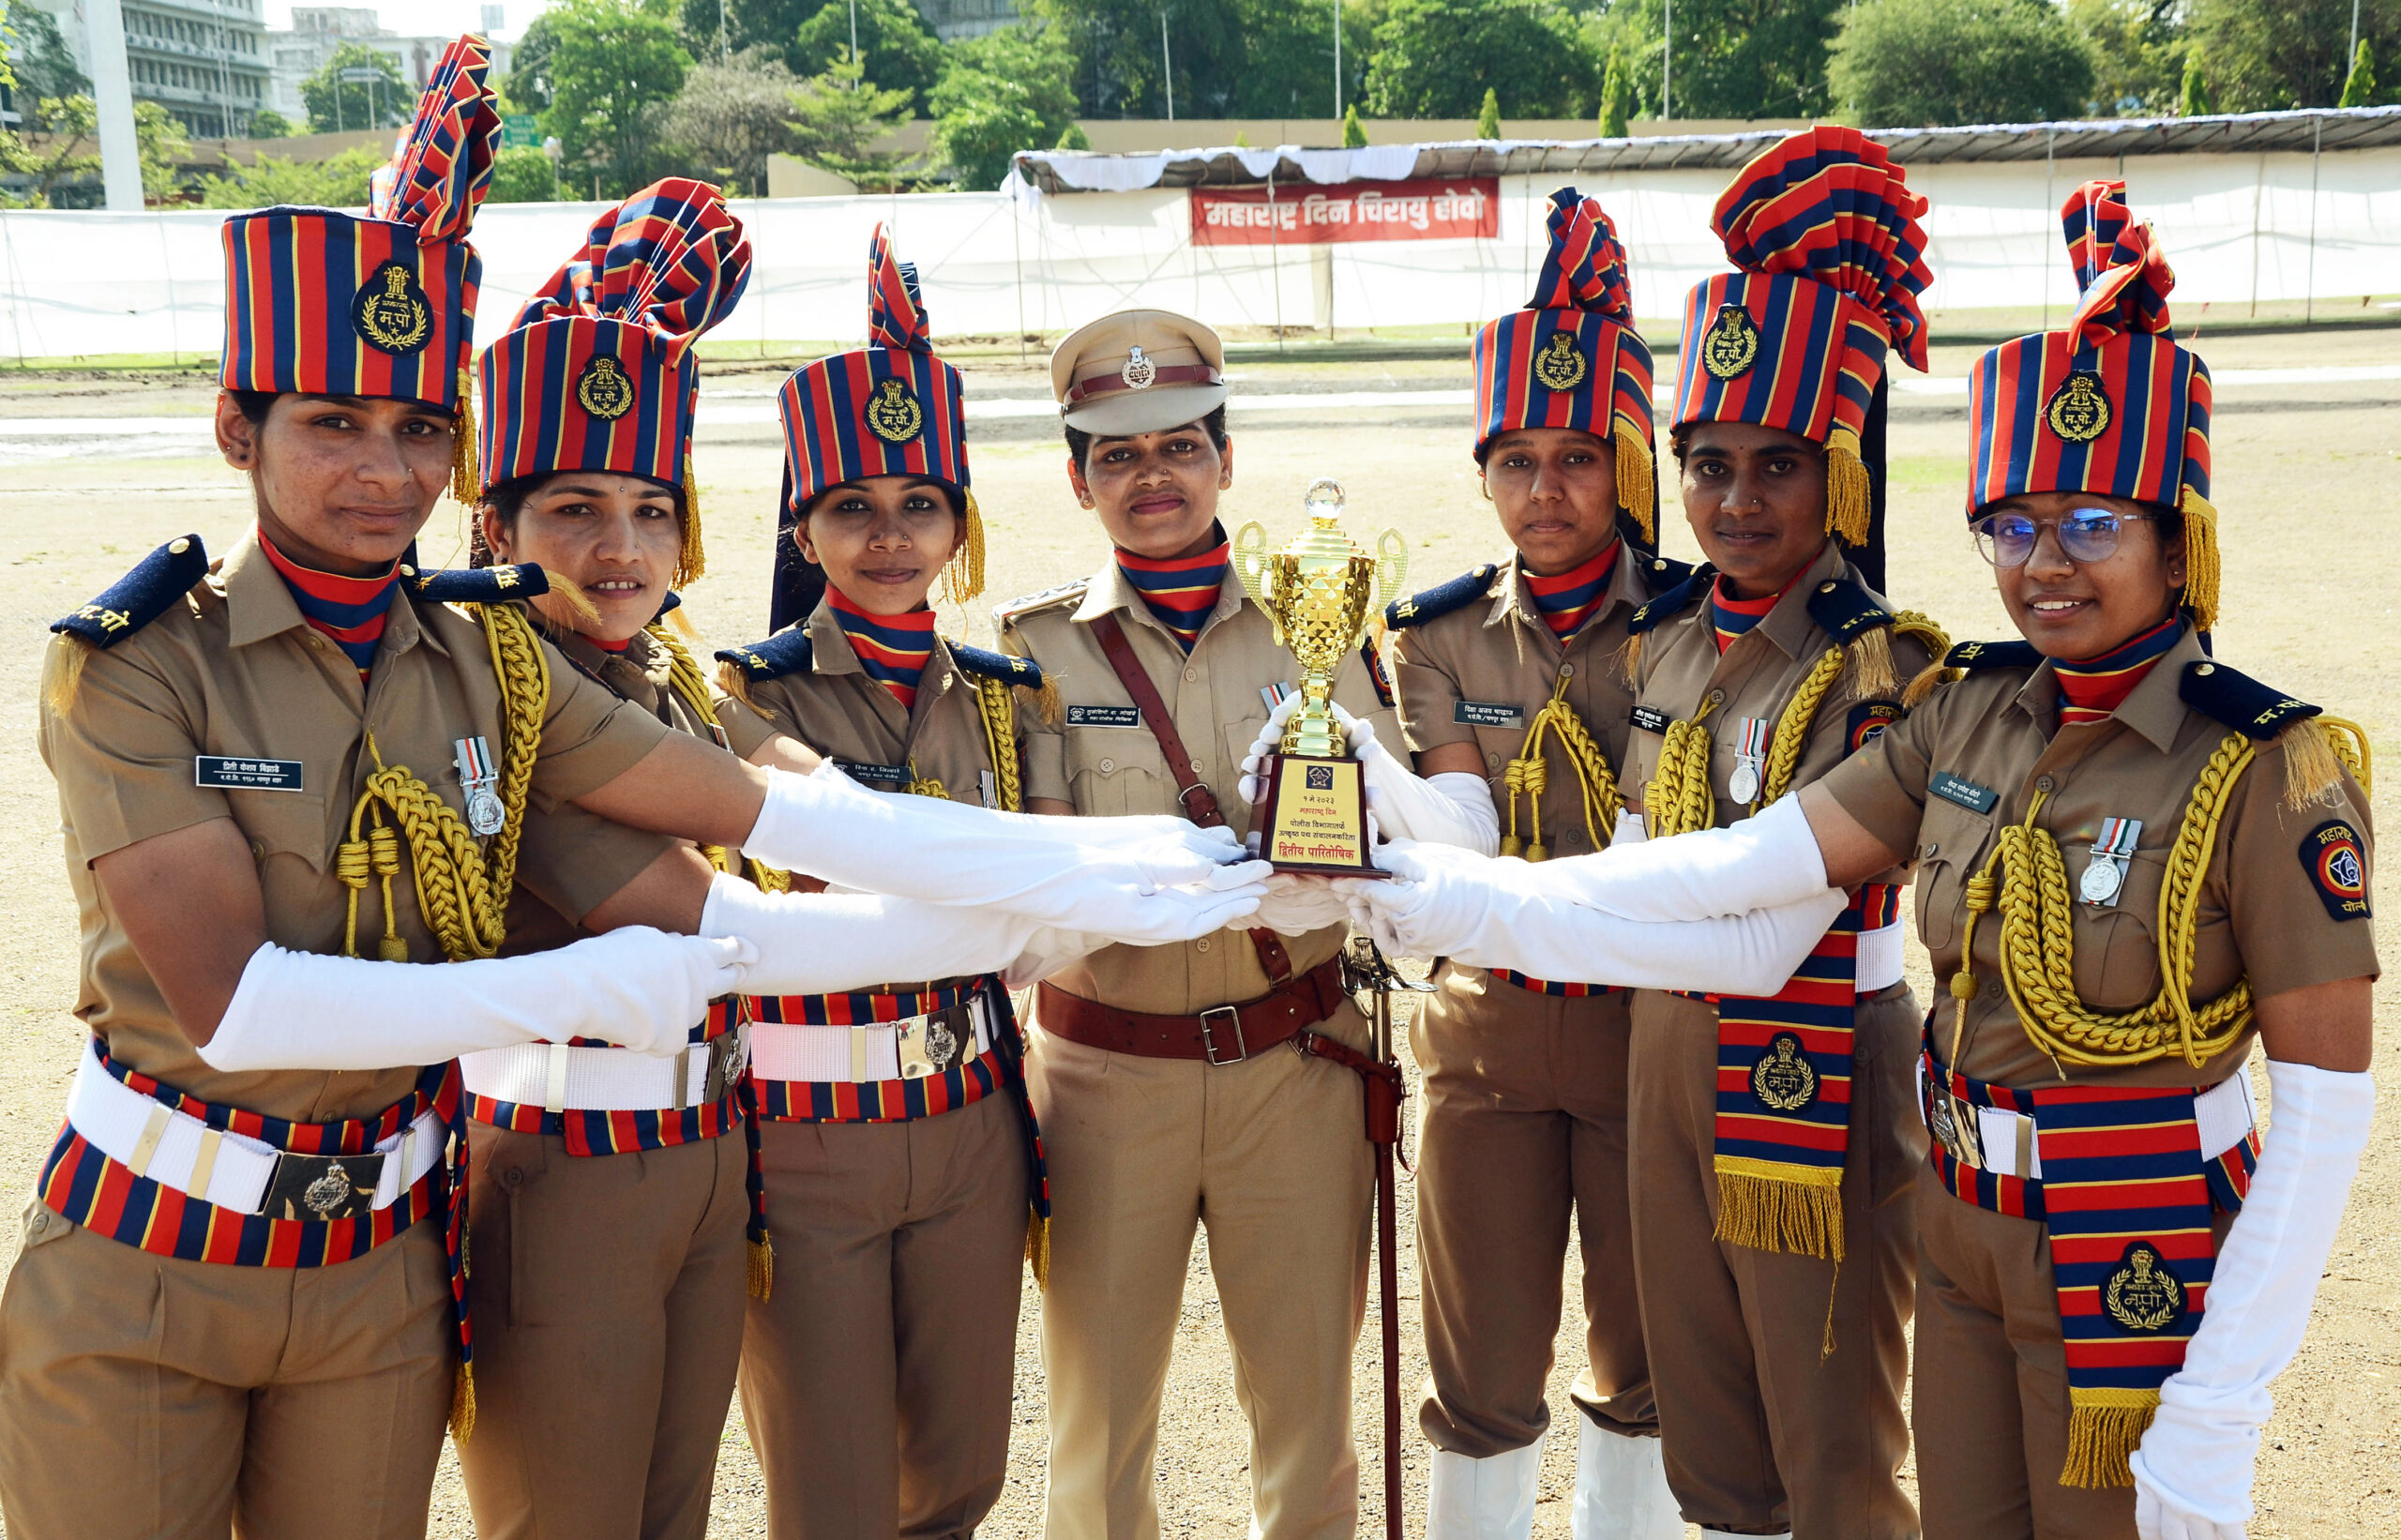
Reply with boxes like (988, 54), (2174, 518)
(1700, 304), (1760, 381)
(576, 355), (635, 421)
(353, 262), (432, 355)
(2046, 370), (2113, 444)
(1533, 332), (1588, 393)
(866, 378), (925, 444)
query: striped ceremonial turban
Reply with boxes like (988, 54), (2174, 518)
(1472, 188), (1658, 540)
(478, 178), (752, 585)
(1673, 125), (1933, 554)
(1967, 180), (2220, 627)
(219, 34), (498, 499)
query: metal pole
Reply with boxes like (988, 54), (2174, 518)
(2305, 113), (2323, 323)
(1662, 0), (1672, 121)
(2348, 0), (2362, 92)
(1269, 166), (1282, 350)
(849, 0), (859, 75)
(1162, 11), (1173, 121)
(1012, 166), (1029, 366)
(1333, 0), (1342, 119)
(83, 0), (146, 209)
(2042, 126), (2055, 330)
(2247, 153), (2264, 319)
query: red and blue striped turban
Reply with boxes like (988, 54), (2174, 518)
(219, 35), (497, 447)
(1472, 188), (1658, 539)
(478, 178), (751, 584)
(1966, 180), (2219, 626)
(1674, 126), (1932, 550)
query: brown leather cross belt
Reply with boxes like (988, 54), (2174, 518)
(1036, 956), (1347, 1064)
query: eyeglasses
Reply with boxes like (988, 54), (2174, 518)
(1971, 508), (2159, 567)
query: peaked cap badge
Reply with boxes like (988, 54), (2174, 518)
(2046, 370), (2113, 444)
(865, 377), (925, 444)
(576, 355), (636, 421)
(1700, 303), (1759, 381)
(1533, 331), (1588, 393)
(1121, 345), (1157, 390)
(353, 262), (432, 355)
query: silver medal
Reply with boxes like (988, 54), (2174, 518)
(466, 788), (506, 837)
(1728, 760), (1761, 806)
(454, 735), (505, 837)
(2079, 855), (2123, 905)
(2080, 817), (2141, 908)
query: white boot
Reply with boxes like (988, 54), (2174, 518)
(1572, 1418), (1687, 1540)
(1425, 1435), (1545, 1540)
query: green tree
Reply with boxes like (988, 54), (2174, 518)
(1217, 0), (1372, 118)
(2066, 0), (2187, 116)
(929, 23), (1077, 189)
(676, 0), (820, 73)
(194, 143), (387, 207)
(1828, 0), (2097, 126)
(1597, 51), (1631, 133)
(501, 11), (560, 112)
(1364, 0), (1601, 118)
(2187, 0), (2401, 111)
(19, 95), (188, 205)
(1057, 120), (1093, 148)
(1028, 0), (1245, 117)
(1579, 0), (1842, 119)
(1474, 84), (1501, 136)
(543, 0), (692, 198)
(7, 5), (90, 114)
(248, 108), (295, 138)
(792, 0), (942, 100)
(2339, 38), (2377, 103)
(2179, 49), (2215, 113)
(488, 143), (563, 201)
(790, 55), (914, 189)
(1342, 102), (1367, 145)
(662, 53), (803, 194)
(300, 41), (408, 130)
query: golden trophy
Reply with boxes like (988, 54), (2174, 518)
(1234, 478), (1410, 875)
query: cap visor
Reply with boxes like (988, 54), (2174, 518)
(1062, 383), (1231, 437)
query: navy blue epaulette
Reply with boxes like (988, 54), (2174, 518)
(1385, 564), (1497, 629)
(652, 590), (683, 621)
(408, 562), (551, 604)
(1625, 563), (1714, 635)
(716, 627), (813, 681)
(1804, 574), (1897, 643)
(1943, 638), (2043, 672)
(952, 642), (1046, 689)
(1638, 551), (1696, 593)
(52, 533), (209, 648)
(2180, 659), (2320, 741)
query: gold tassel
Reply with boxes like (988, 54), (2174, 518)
(677, 451), (706, 587)
(449, 1363), (476, 1442)
(2277, 718), (2344, 811)
(1026, 1208), (1051, 1289)
(1902, 660), (1958, 708)
(2060, 1390), (2156, 1488)
(1824, 426), (1872, 549)
(1027, 672), (1063, 727)
(1713, 1159), (1846, 1261)
(942, 489), (988, 606)
(1848, 625), (1898, 699)
(2180, 485), (2220, 632)
(1616, 631), (1643, 688)
(748, 1232), (775, 1301)
(541, 572), (602, 631)
(451, 367), (482, 507)
(1613, 416), (1657, 544)
(717, 658), (758, 709)
(43, 633), (92, 717)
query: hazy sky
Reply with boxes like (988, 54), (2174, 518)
(258, 0), (558, 41)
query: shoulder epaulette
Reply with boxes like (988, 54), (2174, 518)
(1385, 564), (1497, 630)
(951, 642), (1045, 688)
(993, 580), (1087, 627)
(2180, 659), (2321, 741)
(652, 590), (683, 621)
(52, 533), (208, 647)
(1944, 638), (2043, 672)
(1803, 575), (1896, 644)
(715, 627), (813, 681)
(1626, 564), (1713, 635)
(1639, 551), (1696, 594)
(408, 562), (551, 605)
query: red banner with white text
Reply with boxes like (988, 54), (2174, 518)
(1188, 178), (1501, 246)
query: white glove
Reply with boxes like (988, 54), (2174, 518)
(200, 930), (753, 1071)
(744, 762), (1261, 932)
(1250, 872), (1356, 937)
(1343, 836), (1845, 993)
(1002, 928), (1113, 989)
(2132, 1060), (2375, 1540)
(1238, 697), (1501, 855)
(1485, 794), (1833, 922)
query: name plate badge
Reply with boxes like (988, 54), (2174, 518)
(1630, 704), (1672, 734)
(837, 759), (913, 789)
(1454, 700), (1526, 730)
(195, 756), (304, 792)
(1929, 771), (2000, 815)
(1065, 705), (1142, 729)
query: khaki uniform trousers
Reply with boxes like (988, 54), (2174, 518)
(456, 1126), (750, 1540)
(738, 1090), (1030, 1540)
(0, 1197), (454, 1540)
(1412, 963), (1655, 1457)
(1626, 985), (1923, 1540)
(1031, 1013), (1375, 1540)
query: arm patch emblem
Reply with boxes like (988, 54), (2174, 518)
(2300, 820), (2370, 921)
(1847, 702), (1900, 753)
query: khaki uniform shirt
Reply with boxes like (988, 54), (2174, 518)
(998, 559), (1398, 1017)
(38, 531), (673, 1125)
(1820, 627), (2380, 1090)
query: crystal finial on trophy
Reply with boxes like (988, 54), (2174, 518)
(1233, 478), (1410, 875)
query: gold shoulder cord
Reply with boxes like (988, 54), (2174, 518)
(1499, 673), (1621, 858)
(646, 619), (793, 892)
(1949, 720), (2369, 1072)
(972, 675), (1025, 813)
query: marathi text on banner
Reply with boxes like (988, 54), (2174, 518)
(1188, 178), (1501, 246)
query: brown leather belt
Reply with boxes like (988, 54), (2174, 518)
(1036, 957), (1348, 1064)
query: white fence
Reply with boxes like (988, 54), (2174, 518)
(2, 145), (2395, 362)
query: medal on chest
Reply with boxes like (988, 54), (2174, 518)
(2080, 816), (2142, 907)
(1728, 717), (1772, 807)
(454, 735), (506, 837)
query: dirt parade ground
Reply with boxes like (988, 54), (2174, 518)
(0, 324), (2393, 1537)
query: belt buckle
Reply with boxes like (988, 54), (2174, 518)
(898, 1004), (974, 1080)
(1199, 1004), (1247, 1065)
(1177, 782), (1218, 816)
(262, 1150), (385, 1223)
(704, 1025), (747, 1104)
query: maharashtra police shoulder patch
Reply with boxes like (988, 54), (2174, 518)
(53, 533), (209, 648)
(2300, 820), (2370, 922)
(576, 355), (636, 420)
(865, 378), (925, 444)
(1847, 701), (1900, 753)
(1699, 304), (1760, 380)
(352, 261), (433, 355)
(2045, 370), (2113, 444)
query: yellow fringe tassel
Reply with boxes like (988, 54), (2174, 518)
(1849, 625), (1898, 700)
(2180, 485), (2220, 632)
(717, 658), (758, 709)
(1616, 630), (1643, 688)
(942, 489), (989, 605)
(1613, 416), (1657, 544)
(1824, 427), (1872, 549)
(2277, 718), (2344, 811)
(1022, 674), (1064, 728)
(2061, 1390), (2156, 1488)
(1026, 1208), (1051, 1290)
(44, 633), (92, 717)
(451, 367), (482, 507)
(748, 1233), (775, 1301)
(677, 451), (706, 587)
(1713, 1159), (1846, 1261)
(541, 572), (603, 631)
(2314, 715), (2373, 798)
(1903, 660), (1957, 708)
(449, 1363), (476, 1443)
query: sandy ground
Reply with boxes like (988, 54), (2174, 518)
(0, 325), (2393, 1537)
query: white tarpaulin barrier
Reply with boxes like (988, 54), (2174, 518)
(2, 146), (2396, 361)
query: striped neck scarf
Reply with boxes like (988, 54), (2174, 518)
(1710, 566), (1806, 654)
(2053, 617), (2181, 729)
(829, 587), (936, 711)
(1116, 532), (1229, 652)
(587, 634), (631, 654)
(259, 530), (400, 680)
(1522, 540), (1621, 640)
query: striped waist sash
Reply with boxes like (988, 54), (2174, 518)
(1490, 969), (1620, 998)
(1919, 1043), (2260, 1489)
(465, 998), (744, 1156)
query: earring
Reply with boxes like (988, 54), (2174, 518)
(1479, 480), (1492, 502)
(1079, 495), (1095, 508)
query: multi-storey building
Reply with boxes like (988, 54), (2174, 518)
(265, 8), (512, 128)
(23, 0), (271, 139)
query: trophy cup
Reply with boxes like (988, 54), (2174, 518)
(1234, 478), (1410, 875)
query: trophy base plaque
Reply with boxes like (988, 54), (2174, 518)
(1249, 753), (1384, 876)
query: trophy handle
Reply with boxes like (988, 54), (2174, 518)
(1372, 527), (1411, 614)
(1231, 521), (1283, 647)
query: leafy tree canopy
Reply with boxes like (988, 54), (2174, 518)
(8, 4), (90, 117)
(663, 52), (804, 194)
(542, 0), (692, 198)
(249, 108), (295, 139)
(793, 0), (944, 100)
(1827, 0), (2097, 126)
(929, 22), (1078, 189)
(300, 42), (408, 131)
(2187, 0), (2400, 109)
(501, 12), (560, 113)
(196, 143), (387, 207)
(2066, 0), (2187, 116)
(789, 55), (915, 189)
(1363, 0), (1601, 118)
(488, 143), (563, 201)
